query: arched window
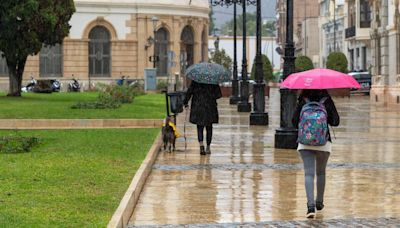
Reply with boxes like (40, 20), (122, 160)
(89, 26), (111, 77)
(0, 53), (8, 77)
(181, 26), (194, 67)
(40, 44), (63, 77)
(155, 28), (170, 76)
(201, 29), (207, 62)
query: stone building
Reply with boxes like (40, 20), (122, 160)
(0, 0), (209, 90)
(344, 0), (372, 72)
(369, 0), (400, 105)
(319, 0), (346, 67)
(275, 0), (319, 56)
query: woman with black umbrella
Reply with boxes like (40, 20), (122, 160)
(183, 81), (222, 155)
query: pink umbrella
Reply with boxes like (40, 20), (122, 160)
(280, 68), (361, 89)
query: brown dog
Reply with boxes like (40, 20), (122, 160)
(162, 117), (176, 152)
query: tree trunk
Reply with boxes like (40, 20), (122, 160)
(7, 57), (27, 97)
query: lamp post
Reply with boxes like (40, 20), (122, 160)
(274, 0), (298, 149)
(209, 0), (255, 109)
(237, 0), (255, 112)
(249, 0), (268, 125)
(150, 16), (159, 68)
(209, 0), (240, 104)
(230, 0), (240, 104)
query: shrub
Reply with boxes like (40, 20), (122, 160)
(295, 55), (314, 72)
(71, 83), (143, 109)
(0, 135), (39, 153)
(250, 54), (273, 82)
(326, 52), (348, 73)
(209, 48), (233, 71)
(157, 79), (169, 90)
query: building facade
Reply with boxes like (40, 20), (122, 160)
(276, 0), (320, 71)
(344, 0), (372, 72)
(0, 0), (209, 90)
(319, 0), (346, 67)
(369, 0), (400, 105)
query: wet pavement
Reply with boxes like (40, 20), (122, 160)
(128, 88), (400, 227)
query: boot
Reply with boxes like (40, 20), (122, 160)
(206, 145), (211, 154)
(200, 145), (206, 155)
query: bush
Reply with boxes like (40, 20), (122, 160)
(157, 79), (168, 90)
(209, 48), (233, 71)
(71, 83), (143, 109)
(295, 55), (314, 72)
(0, 135), (39, 153)
(326, 52), (348, 73)
(250, 54), (273, 82)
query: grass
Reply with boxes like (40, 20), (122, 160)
(0, 128), (159, 227)
(0, 92), (166, 119)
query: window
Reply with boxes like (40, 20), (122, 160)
(181, 26), (194, 67)
(362, 46), (367, 71)
(155, 28), (170, 76)
(89, 26), (111, 77)
(40, 44), (63, 77)
(360, 0), (371, 28)
(0, 53), (8, 77)
(349, 49), (354, 72)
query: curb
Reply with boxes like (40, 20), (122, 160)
(107, 132), (162, 228)
(0, 119), (163, 129)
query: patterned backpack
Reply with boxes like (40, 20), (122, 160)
(297, 97), (329, 146)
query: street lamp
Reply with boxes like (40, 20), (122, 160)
(274, 0), (298, 149)
(209, 0), (255, 108)
(237, 0), (256, 112)
(249, 0), (268, 125)
(149, 16), (159, 68)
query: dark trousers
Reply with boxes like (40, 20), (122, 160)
(197, 125), (213, 146)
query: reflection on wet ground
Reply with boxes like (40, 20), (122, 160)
(129, 89), (400, 227)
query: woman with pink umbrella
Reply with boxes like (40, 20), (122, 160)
(282, 68), (360, 218)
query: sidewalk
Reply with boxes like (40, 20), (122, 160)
(128, 88), (400, 227)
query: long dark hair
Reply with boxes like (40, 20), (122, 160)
(298, 89), (330, 101)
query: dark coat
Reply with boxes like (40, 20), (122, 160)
(183, 81), (222, 126)
(292, 93), (340, 142)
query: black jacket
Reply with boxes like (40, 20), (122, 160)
(292, 95), (340, 142)
(183, 81), (222, 126)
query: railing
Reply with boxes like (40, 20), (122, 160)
(345, 26), (356, 38)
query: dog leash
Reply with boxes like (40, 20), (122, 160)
(184, 107), (188, 156)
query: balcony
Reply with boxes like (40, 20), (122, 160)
(345, 26), (356, 38)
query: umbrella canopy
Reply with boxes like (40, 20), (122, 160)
(185, 62), (230, 85)
(280, 68), (361, 89)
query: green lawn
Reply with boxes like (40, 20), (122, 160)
(0, 129), (159, 227)
(0, 92), (166, 119)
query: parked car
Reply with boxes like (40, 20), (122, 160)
(348, 72), (372, 95)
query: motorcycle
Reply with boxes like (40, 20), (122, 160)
(68, 78), (81, 92)
(21, 76), (37, 92)
(51, 79), (61, 92)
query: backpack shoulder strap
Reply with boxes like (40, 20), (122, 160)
(319, 97), (328, 104)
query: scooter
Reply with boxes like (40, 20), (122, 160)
(51, 79), (61, 92)
(68, 78), (81, 92)
(21, 76), (37, 92)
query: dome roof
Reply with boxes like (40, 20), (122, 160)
(74, 0), (209, 9)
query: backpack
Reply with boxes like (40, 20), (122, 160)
(297, 97), (329, 146)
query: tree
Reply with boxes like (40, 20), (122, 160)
(209, 48), (232, 71)
(0, 1), (75, 96)
(250, 54), (273, 82)
(209, 7), (215, 35)
(295, 55), (314, 72)
(326, 52), (348, 73)
(220, 13), (276, 37)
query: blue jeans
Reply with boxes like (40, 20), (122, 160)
(299, 150), (330, 207)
